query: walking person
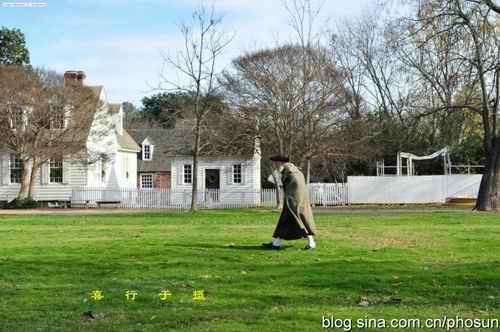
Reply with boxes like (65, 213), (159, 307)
(263, 155), (317, 250)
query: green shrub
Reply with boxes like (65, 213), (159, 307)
(4, 198), (40, 209)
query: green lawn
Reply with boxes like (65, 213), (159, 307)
(1, 209), (500, 331)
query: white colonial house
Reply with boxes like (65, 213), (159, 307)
(0, 71), (140, 204)
(129, 124), (261, 206)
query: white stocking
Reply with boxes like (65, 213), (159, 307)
(307, 235), (316, 248)
(272, 237), (282, 247)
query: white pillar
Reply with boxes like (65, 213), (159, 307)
(396, 153), (401, 176)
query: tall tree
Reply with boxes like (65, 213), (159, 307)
(0, 27), (30, 65)
(160, 5), (233, 211)
(222, 45), (308, 161)
(122, 101), (139, 128)
(285, 0), (347, 183)
(331, 7), (475, 175)
(393, 0), (499, 210)
(0, 65), (101, 199)
(141, 92), (193, 128)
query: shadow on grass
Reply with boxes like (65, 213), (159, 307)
(167, 243), (295, 251)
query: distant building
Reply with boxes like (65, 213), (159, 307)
(128, 125), (261, 197)
(0, 70), (140, 203)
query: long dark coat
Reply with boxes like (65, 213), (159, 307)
(273, 163), (316, 240)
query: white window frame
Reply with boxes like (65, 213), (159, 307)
(183, 164), (192, 184)
(142, 144), (153, 161)
(233, 164), (242, 184)
(9, 106), (24, 130)
(140, 174), (154, 189)
(49, 159), (63, 184)
(49, 104), (65, 129)
(9, 153), (22, 184)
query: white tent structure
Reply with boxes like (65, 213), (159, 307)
(357, 148), (483, 204)
(396, 147), (451, 176)
(376, 147), (452, 176)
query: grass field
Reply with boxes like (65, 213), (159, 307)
(1, 209), (500, 331)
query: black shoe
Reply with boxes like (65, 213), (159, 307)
(262, 242), (282, 250)
(303, 245), (315, 251)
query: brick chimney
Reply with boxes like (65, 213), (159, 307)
(64, 70), (86, 87)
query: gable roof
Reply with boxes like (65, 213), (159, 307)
(128, 118), (257, 173)
(128, 127), (188, 173)
(65, 85), (105, 150)
(141, 136), (155, 146)
(117, 129), (141, 152)
(88, 86), (103, 98)
(129, 121), (194, 157)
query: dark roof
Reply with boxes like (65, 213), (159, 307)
(128, 125), (193, 173)
(129, 121), (193, 156)
(128, 117), (257, 172)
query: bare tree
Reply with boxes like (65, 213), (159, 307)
(285, 0), (350, 183)
(393, 0), (499, 210)
(160, 5), (233, 211)
(222, 45), (306, 159)
(0, 65), (101, 200)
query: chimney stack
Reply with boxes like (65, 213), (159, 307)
(64, 70), (86, 87)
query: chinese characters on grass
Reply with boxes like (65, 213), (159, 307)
(89, 289), (205, 302)
(90, 290), (104, 301)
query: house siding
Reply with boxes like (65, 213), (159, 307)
(116, 151), (138, 188)
(0, 153), (87, 202)
(0, 86), (139, 202)
(85, 88), (138, 191)
(170, 156), (261, 205)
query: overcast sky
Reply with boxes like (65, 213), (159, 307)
(0, 0), (374, 105)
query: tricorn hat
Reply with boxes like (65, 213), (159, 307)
(270, 155), (290, 162)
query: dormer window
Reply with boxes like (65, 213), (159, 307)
(141, 138), (154, 161)
(142, 145), (152, 160)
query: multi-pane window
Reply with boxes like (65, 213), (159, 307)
(143, 145), (151, 160)
(10, 106), (23, 129)
(49, 105), (65, 129)
(49, 159), (63, 183)
(183, 164), (192, 184)
(9, 154), (22, 184)
(141, 174), (153, 189)
(233, 164), (242, 184)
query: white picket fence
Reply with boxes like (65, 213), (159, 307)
(71, 184), (349, 209)
(308, 183), (350, 206)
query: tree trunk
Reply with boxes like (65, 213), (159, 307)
(28, 160), (39, 199)
(190, 123), (201, 212)
(17, 159), (32, 200)
(475, 142), (500, 211)
(306, 158), (311, 184)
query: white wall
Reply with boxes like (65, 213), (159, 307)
(171, 157), (259, 191)
(85, 88), (120, 190)
(115, 151), (137, 188)
(348, 175), (482, 204)
(0, 153), (88, 202)
(0, 87), (135, 202)
(170, 156), (261, 205)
